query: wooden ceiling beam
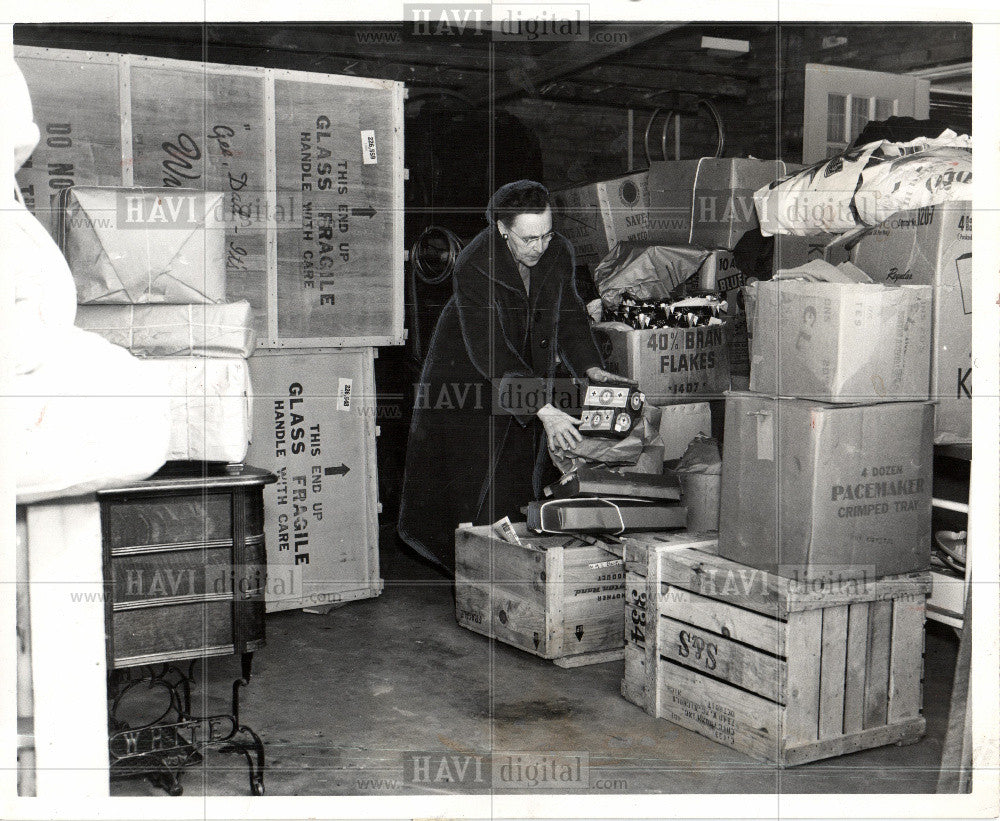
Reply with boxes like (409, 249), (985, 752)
(515, 85), (690, 113)
(15, 24), (509, 72)
(579, 64), (748, 99)
(470, 22), (685, 106)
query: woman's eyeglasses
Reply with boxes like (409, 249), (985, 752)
(507, 228), (555, 247)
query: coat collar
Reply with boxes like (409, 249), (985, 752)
(476, 225), (559, 306)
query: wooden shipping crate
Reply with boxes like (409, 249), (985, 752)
(246, 348), (382, 612)
(15, 45), (405, 348)
(455, 524), (627, 667)
(622, 536), (930, 766)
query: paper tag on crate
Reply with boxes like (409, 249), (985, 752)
(361, 130), (378, 164)
(338, 378), (353, 410)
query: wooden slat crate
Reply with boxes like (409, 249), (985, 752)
(15, 45), (405, 348)
(621, 535), (930, 766)
(455, 524), (627, 667)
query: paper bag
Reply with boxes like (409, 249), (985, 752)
(550, 404), (663, 474)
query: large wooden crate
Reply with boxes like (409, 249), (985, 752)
(622, 534), (931, 766)
(15, 45), (405, 348)
(455, 524), (627, 667)
(246, 348), (382, 612)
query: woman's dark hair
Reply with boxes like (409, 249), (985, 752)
(485, 179), (550, 226)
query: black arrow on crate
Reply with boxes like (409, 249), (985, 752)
(350, 205), (377, 219)
(324, 464), (351, 477)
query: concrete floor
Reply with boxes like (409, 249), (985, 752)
(111, 525), (961, 797)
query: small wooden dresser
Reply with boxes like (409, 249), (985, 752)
(97, 463), (276, 795)
(98, 464), (275, 669)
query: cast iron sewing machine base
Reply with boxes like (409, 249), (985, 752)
(107, 653), (264, 795)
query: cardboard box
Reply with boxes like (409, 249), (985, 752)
(593, 322), (731, 405)
(851, 202), (972, 444)
(648, 159), (789, 249)
(725, 310), (750, 378)
(749, 279), (932, 403)
(553, 172), (649, 271)
(697, 249), (738, 291)
(57, 187), (226, 304)
(718, 392), (934, 581)
(246, 348), (382, 612)
(669, 472), (720, 532)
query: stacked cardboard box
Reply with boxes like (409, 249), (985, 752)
(645, 158), (793, 384)
(647, 159), (791, 249)
(553, 171), (650, 274)
(721, 262), (935, 581)
(851, 202), (972, 444)
(615, 157), (941, 767)
(61, 186), (254, 464)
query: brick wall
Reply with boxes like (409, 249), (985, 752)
(501, 99), (634, 191)
(507, 22), (970, 186)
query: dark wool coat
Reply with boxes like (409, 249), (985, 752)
(397, 225), (603, 571)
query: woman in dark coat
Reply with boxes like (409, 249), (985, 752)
(398, 180), (619, 571)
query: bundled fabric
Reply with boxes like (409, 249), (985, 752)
(14, 329), (173, 503)
(603, 292), (725, 330)
(753, 142), (883, 236)
(853, 132), (971, 225)
(772, 258), (872, 283)
(755, 131), (972, 236)
(57, 186), (226, 304)
(544, 468), (681, 501)
(593, 242), (710, 308)
(146, 357), (253, 463)
(75, 301), (257, 358)
(527, 497), (687, 534)
(8, 58), (171, 502)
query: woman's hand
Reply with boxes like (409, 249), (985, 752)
(537, 403), (583, 452)
(586, 366), (637, 387)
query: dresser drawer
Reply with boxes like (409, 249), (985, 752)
(99, 465), (276, 667)
(111, 545), (235, 604)
(106, 493), (232, 548)
(112, 600), (233, 666)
